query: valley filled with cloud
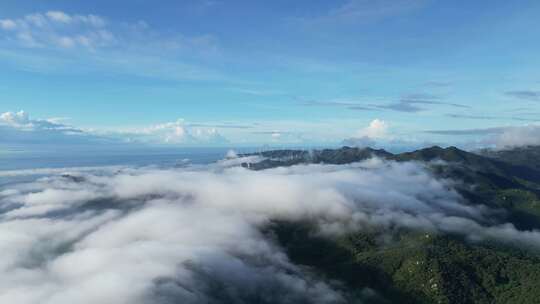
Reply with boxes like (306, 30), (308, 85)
(1, 156), (540, 303)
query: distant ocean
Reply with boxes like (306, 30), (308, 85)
(0, 145), (326, 187)
(0, 146), (243, 187)
(0, 146), (238, 171)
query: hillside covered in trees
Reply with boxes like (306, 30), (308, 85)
(242, 145), (540, 303)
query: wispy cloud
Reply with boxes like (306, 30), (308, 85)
(300, 100), (372, 110)
(0, 11), (226, 83)
(425, 124), (540, 149)
(402, 99), (468, 109)
(423, 80), (452, 88)
(504, 90), (540, 102)
(383, 94), (470, 112)
(374, 93), (469, 112)
(424, 127), (505, 136)
(0, 11), (112, 49)
(445, 113), (540, 122)
(301, 93), (469, 113)
(229, 88), (289, 97)
(318, 0), (429, 24)
(251, 130), (304, 143)
(512, 117), (540, 122)
(0, 10), (219, 52)
(446, 114), (500, 120)
(187, 122), (254, 129)
(376, 101), (423, 112)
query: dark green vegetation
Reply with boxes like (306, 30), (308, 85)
(241, 147), (392, 170)
(249, 146), (540, 303)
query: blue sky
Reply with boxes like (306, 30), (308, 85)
(1, 0), (540, 149)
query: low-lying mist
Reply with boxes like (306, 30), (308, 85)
(1, 157), (539, 303)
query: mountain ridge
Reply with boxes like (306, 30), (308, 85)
(243, 145), (540, 304)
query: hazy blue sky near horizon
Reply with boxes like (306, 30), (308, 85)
(1, 0), (540, 149)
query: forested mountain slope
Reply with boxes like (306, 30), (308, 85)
(244, 146), (540, 303)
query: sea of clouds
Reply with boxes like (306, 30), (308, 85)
(1, 157), (540, 303)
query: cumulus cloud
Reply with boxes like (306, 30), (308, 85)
(145, 120), (192, 143)
(0, 110), (29, 125)
(358, 119), (388, 139)
(118, 119), (229, 145)
(1, 158), (539, 303)
(0, 110), (105, 145)
(0, 111), (230, 146)
(341, 119), (389, 147)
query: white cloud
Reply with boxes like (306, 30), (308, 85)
(0, 111), (231, 146)
(76, 14), (106, 27)
(56, 36), (76, 48)
(25, 13), (48, 27)
(330, 0), (427, 21)
(341, 119), (390, 147)
(0, 19), (17, 30)
(148, 120), (191, 143)
(192, 127), (228, 144)
(15, 32), (40, 47)
(358, 119), (389, 139)
(493, 125), (540, 149)
(429, 124), (540, 150)
(0, 110), (106, 145)
(0, 10), (217, 55)
(43, 11), (106, 27)
(46, 11), (73, 23)
(0, 11), (226, 83)
(303, 0), (428, 25)
(120, 119), (229, 145)
(0, 11), (114, 49)
(0, 158), (539, 303)
(0, 110), (29, 125)
(0, 110), (78, 132)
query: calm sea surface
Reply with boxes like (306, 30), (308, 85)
(0, 148), (232, 171)
(0, 146), (253, 186)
